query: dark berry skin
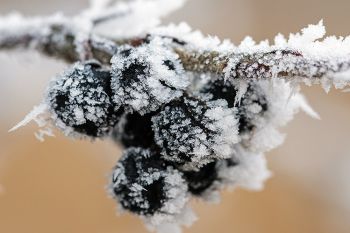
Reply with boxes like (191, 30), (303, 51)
(182, 161), (218, 196)
(182, 157), (239, 196)
(163, 60), (176, 71)
(113, 111), (158, 149)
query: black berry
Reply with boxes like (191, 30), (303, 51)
(47, 61), (122, 137)
(109, 148), (188, 216)
(110, 40), (188, 115)
(152, 94), (238, 169)
(112, 111), (158, 149)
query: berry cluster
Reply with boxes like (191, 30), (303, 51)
(46, 37), (270, 226)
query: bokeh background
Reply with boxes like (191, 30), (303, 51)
(1, 0), (350, 232)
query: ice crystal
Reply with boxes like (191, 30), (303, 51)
(181, 161), (221, 197)
(9, 104), (55, 142)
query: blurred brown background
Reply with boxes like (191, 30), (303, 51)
(1, 0), (350, 233)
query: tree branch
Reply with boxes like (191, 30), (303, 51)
(1, 18), (350, 87)
(175, 48), (350, 82)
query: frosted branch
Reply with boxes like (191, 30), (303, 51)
(176, 48), (350, 88)
(1, 14), (350, 89)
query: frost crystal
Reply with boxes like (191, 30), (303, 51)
(9, 103), (55, 142)
(152, 94), (239, 169)
(111, 38), (188, 114)
(47, 61), (122, 138)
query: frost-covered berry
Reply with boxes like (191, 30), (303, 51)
(152, 94), (239, 169)
(110, 38), (189, 115)
(201, 79), (268, 134)
(109, 148), (188, 217)
(112, 112), (158, 149)
(47, 61), (122, 137)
